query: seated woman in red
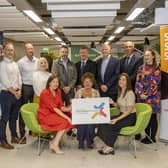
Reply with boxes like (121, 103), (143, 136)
(37, 74), (73, 154)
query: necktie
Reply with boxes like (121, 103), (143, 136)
(125, 56), (130, 66)
(81, 61), (85, 74)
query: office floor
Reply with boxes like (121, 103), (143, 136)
(0, 134), (168, 168)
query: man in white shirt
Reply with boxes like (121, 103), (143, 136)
(0, 43), (22, 149)
(18, 43), (38, 143)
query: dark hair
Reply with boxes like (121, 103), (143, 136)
(144, 48), (157, 68)
(118, 73), (132, 98)
(80, 46), (88, 51)
(60, 45), (68, 50)
(46, 74), (59, 89)
(81, 72), (96, 87)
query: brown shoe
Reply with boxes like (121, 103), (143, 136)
(11, 137), (20, 144)
(19, 137), (27, 144)
(0, 141), (14, 150)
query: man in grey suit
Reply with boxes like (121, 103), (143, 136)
(120, 41), (143, 89)
(51, 46), (77, 106)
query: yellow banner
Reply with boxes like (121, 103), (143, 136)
(160, 26), (168, 72)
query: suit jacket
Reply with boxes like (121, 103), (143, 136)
(97, 56), (120, 99)
(76, 59), (97, 86)
(120, 51), (143, 88)
(51, 58), (77, 89)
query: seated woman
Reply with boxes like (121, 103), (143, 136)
(75, 72), (100, 149)
(37, 75), (73, 154)
(98, 73), (136, 155)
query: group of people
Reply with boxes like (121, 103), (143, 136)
(0, 41), (160, 156)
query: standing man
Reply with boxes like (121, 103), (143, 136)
(120, 41), (143, 89)
(51, 46), (77, 106)
(76, 46), (97, 90)
(18, 43), (38, 143)
(97, 43), (120, 101)
(0, 43), (22, 149)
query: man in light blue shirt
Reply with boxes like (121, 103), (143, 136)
(17, 43), (38, 143)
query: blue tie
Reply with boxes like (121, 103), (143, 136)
(81, 61), (85, 74)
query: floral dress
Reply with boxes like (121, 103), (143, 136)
(135, 64), (161, 113)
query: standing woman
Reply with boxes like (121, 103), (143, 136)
(37, 75), (73, 154)
(75, 72), (100, 149)
(32, 57), (51, 103)
(98, 73), (136, 155)
(135, 49), (160, 144)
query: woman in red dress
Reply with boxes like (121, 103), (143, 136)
(37, 75), (73, 154)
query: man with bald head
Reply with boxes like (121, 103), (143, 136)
(18, 43), (38, 143)
(120, 41), (143, 89)
(97, 43), (120, 101)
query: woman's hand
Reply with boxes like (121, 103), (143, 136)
(109, 98), (114, 105)
(110, 118), (118, 125)
(140, 94), (148, 100)
(66, 117), (72, 124)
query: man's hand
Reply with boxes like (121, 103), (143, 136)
(100, 85), (108, 92)
(63, 86), (71, 94)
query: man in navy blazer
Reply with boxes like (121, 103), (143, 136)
(120, 41), (143, 89)
(97, 44), (120, 101)
(76, 46), (97, 89)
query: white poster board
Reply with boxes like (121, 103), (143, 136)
(72, 97), (110, 125)
(160, 99), (168, 141)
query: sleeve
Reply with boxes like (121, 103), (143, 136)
(106, 58), (120, 89)
(40, 90), (57, 112)
(69, 64), (77, 88)
(75, 89), (82, 98)
(57, 89), (64, 109)
(51, 60), (59, 76)
(16, 64), (22, 88)
(135, 66), (144, 96)
(126, 91), (135, 106)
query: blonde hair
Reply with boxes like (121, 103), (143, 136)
(37, 57), (49, 71)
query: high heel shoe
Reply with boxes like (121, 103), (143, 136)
(98, 149), (115, 155)
(49, 142), (64, 155)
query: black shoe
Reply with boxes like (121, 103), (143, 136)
(67, 130), (76, 137)
(141, 137), (152, 144)
(87, 144), (94, 149)
(135, 134), (141, 140)
(98, 149), (115, 155)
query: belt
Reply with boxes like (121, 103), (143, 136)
(23, 84), (33, 87)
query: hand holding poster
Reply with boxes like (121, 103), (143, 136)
(72, 97), (110, 125)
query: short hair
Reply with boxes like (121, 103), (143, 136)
(4, 42), (14, 49)
(60, 45), (68, 50)
(46, 74), (59, 89)
(81, 72), (96, 86)
(80, 46), (88, 50)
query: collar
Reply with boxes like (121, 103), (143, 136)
(4, 56), (13, 63)
(25, 55), (36, 62)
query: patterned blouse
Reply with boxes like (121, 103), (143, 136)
(135, 64), (161, 113)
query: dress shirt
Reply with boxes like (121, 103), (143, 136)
(0, 57), (22, 90)
(18, 56), (38, 85)
(32, 71), (51, 96)
(60, 57), (68, 71)
(101, 55), (110, 82)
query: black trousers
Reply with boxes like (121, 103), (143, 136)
(61, 88), (74, 106)
(145, 113), (158, 140)
(19, 84), (34, 138)
(0, 91), (21, 142)
(98, 113), (136, 147)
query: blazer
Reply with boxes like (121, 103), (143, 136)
(97, 56), (120, 99)
(120, 51), (143, 87)
(76, 59), (97, 86)
(51, 58), (77, 89)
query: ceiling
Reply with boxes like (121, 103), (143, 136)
(0, 0), (166, 46)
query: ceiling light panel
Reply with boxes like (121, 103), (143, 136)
(47, 3), (120, 11)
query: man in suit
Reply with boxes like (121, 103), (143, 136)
(51, 45), (77, 106)
(76, 46), (97, 90)
(97, 43), (120, 101)
(120, 41), (143, 89)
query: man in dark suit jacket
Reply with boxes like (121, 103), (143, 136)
(76, 46), (97, 89)
(120, 41), (143, 89)
(97, 44), (120, 101)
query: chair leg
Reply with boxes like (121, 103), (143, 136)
(37, 134), (41, 156)
(145, 133), (158, 151)
(128, 136), (137, 158)
(132, 137), (137, 159)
